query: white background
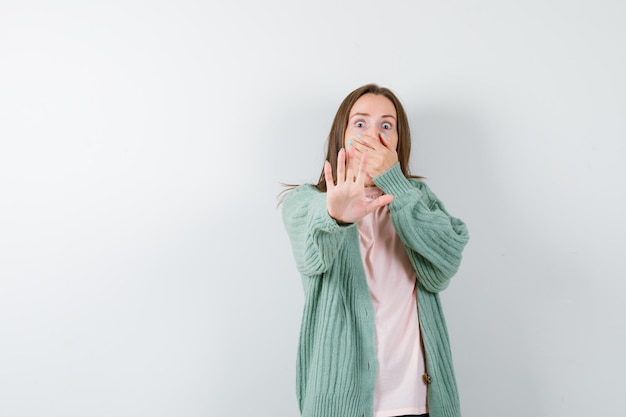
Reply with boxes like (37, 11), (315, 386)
(1, 1), (625, 416)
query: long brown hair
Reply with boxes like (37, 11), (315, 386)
(279, 84), (419, 203)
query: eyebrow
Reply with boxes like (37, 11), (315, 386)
(350, 112), (396, 120)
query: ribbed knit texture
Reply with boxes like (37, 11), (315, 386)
(282, 163), (469, 417)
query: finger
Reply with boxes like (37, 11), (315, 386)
(346, 143), (358, 179)
(353, 134), (376, 150)
(365, 194), (394, 213)
(352, 141), (376, 158)
(336, 148), (346, 185)
(324, 160), (335, 189)
(355, 149), (369, 184)
(379, 132), (391, 149)
(350, 141), (363, 156)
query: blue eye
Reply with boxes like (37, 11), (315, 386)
(355, 121), (365, 128)
(382, 122), (392, 130)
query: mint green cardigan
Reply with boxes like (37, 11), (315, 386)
(282, 163), (469, 417)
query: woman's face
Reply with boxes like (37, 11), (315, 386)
(344, 93), (398, 183)
(345, 93), (398, 148)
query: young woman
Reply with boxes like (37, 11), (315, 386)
(281, 84), (469, 417)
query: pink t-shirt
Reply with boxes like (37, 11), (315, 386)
(358, 187), (428, 417)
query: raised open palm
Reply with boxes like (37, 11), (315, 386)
(325, 146), (394, 224)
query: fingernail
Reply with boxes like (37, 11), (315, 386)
(381, 132), (388, 139)
(347, 140), (353, 146)
(356, 134), (362, 139)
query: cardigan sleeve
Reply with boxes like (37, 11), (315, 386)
(373, 163), (469, 293)
(281, 184), (352, 276)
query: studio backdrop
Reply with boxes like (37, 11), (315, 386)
(0, 1), (624, 416)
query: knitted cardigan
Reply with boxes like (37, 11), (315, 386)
(282, 163), (469, 417)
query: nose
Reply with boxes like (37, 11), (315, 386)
(365, 125), (379, 138)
